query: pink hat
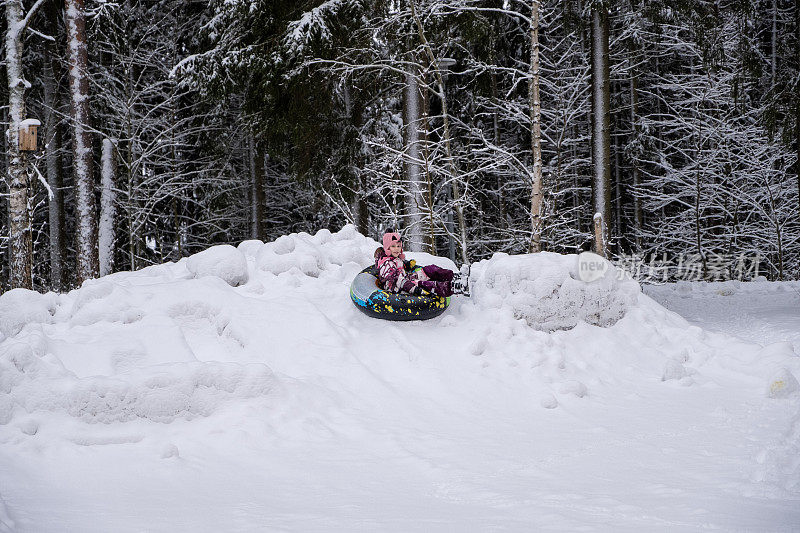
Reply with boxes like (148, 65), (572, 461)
(382, 232), (405, 259)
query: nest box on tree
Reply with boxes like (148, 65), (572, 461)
(19, 119), (40, 151)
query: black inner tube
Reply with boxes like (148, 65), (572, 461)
(350, 266), (450, 321)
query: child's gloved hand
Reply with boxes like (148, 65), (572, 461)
(404, 259), (417, 271)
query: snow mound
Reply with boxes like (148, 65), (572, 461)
(0, 332), (276, 424)
(68, 279), (144, 327)
(237, 239), (265, 257)
(3, 224), (800, 529)
(767, 368), (800, 399)
(254, 226), (374, 278)
(470, 252), (640, 331)
(186, 244), (248, 286)
(0, 289), (57, 339)
(756, 399), (800, 494)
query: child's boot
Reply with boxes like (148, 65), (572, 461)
(452, 264), (471, 296)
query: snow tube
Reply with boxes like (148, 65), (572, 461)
(350, 266), (450, 321)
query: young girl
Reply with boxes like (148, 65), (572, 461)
(374, 231), (460, 297)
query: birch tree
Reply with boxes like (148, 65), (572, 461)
(529, 0), (543, 252)
(794, 0), (799, 220)
(4, 0), (49, 289)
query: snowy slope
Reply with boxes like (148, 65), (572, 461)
(0, 225), (798, 532)
(646, 279), (800, 354)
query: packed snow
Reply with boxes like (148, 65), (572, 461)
(471, 251), (639, 331)
(186, 244), (249, 287)
(1, 225), (798, 531)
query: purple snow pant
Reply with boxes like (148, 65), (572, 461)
(418, 264), (454, 297)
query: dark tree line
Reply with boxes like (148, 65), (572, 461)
(2, 0), (799, 292)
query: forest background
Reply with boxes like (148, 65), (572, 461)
(2, 0), (799, 292)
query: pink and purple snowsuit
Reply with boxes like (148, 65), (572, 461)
(374, 237), (454, 297)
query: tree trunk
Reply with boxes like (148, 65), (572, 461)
(340, 81), (369, 237)
(404, 61), (426, 252)
(251, 138), (266, 241)
(529, 0), (544, 253)
(630, 70), (643, 252)
(572, 125), (581, 247)
(43, 7), (67, 291)
(127, 142), (138, 270)
(490, 22), (506, 226)
(354, 178), (369, 237)
(123, 10), (141, 271)
(422, 74), (436, 253)
(772, 0), (778, 86)
(5, 0), (32, 289)
(172, 196), (181, 259)
(796, 0), (800, 222)
(99, 139), (116, 276)
(66, 0), (99, 282)
(409, 0), (468, 264)
(614, 115), (622, 245)
(126, 116), (141, 270)
(695, 168), (706, 279)
(591, 3), (612, 257)
(1, 107), (7, 288)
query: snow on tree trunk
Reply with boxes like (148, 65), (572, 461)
(591, 3), (611, 257)
(5, 0), (32, 289)
(613, 113), (623, 239)
(593, 212), (605, 257)
(66, 0), (99, 283)
(99, 138), (116, 277)
(404, 64), (425, 252)
(529, 0), (543, 253)
(796, 0), (800, 222)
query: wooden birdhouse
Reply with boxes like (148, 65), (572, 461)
(19, 119), (40, 151)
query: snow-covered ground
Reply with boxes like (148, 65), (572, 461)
(645, 279), (800, 355)
(1, 226), (798, 532)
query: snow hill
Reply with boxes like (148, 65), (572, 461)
(0, 225), (798, 531)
